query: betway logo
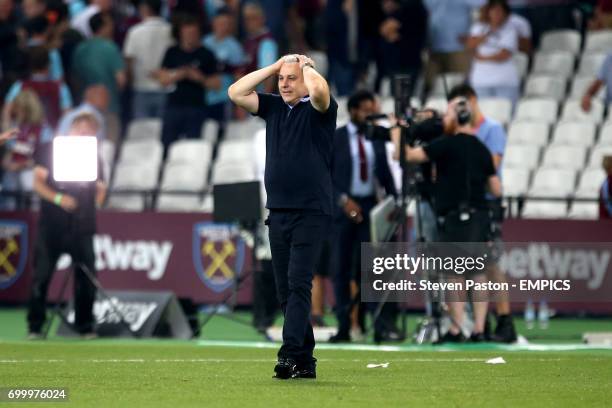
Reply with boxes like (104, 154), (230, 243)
(57, 235), (173, 280)
(500, 244), (611, 289)
(67, 298), (158, 331)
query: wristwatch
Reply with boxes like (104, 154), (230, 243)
(301, 61), (314, 70)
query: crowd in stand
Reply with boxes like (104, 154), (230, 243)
(0, 0), (611, 210)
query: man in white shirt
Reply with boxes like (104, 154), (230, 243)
(123, 0), (173, 119)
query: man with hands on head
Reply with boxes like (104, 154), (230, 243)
(228, 53), (337, 380)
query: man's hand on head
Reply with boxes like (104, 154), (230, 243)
(297, 55), (315, 70)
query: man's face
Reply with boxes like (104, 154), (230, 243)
(243, 7), (263, 35)
(23, 0), (44, 19)
(180, 24), (201, 50)
(278, 63), (307, 105)
(349, 99), (375, 126)
(488, 5), (507, 27)
(213, 14), (233, 37)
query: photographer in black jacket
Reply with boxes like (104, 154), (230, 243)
(391, 97), (502, 342)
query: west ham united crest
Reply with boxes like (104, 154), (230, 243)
(192, 222), (245, 293)
(0, 220), (28, 290)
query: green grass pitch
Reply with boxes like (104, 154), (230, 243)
(1, 309), (612, 407)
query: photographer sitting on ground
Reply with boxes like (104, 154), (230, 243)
(391, 97), (501, 342)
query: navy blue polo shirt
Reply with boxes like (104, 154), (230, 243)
(255, 93), (338, 215)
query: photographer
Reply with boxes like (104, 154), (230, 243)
(26, 113), (107, 340)
(392, 97), (501, 342)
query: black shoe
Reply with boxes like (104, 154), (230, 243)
(329, 332), (351, 343)
(491, 314), (517, 343)
(435, 331), (466, 344)
(374, 329), (405, 344)
(293, 360), (316, 379)
(469, 332), (486, 342)
(273, 358), (297, 379)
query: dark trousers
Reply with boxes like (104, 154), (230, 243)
(267, 209), (330, 363)
(331, 196), (377, 337)
(161, 106), (206, 157)
(27, 225), (97, 334)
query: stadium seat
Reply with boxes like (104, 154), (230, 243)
(528, 167), (576, 196)
(431, 72), (465, 96)
(100, 139), (115, 182)
(577, 52), (607, 76)
(567, 202), (599, 219)
(532, 51), (575, 79)
(515, 98), (559, 124)
(201, 120), (220, 144)
(160, 162), (207, 192)
(480, 98), (513, 125)
(423, 97), (448, 113)
(502, 168), (530, 196)
(513, 52), (529, 80)
(550, 121), (597, 146)
(539, 29), (581, 55)
(524, 75), (566, 101)
(569, 76), (606, 100)
(224, 118), (265, 141)
(504, 145), (541, 169)
(587, 146), (612, 169)
(157, 194), (202, 212)
(126, 118), (162, 141)
(118, 139), (163, 167)
(576, 168), (605, 197)
(507, 120), (550, 147)
(541, 145), (587, 169)
(211, 162), (256, 184)
(584, 29), (612, 52)
(216, 140), (256, 165)
(108, 162), (159, 211)
(166, 139), (212, 168)
(522, 200), (568, 218)
(560, 99), (604, 123)
(598, 123), (612, 146)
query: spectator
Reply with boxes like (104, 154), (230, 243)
(376, 0), (428, 92)
(3, 46), (72, 138)
(0, 0), (25, 97)
(600, 155), (612, 219)
(57, 84), (109, 141)
(22, 0), (46, 19)
(467, 0), (520, 109)
(423, 0), (486, 92)
(72, 12), (125, 143)
(46, 0), (85, 95)
(155, 16), (220, 157)
(324, 0), (357, 96)
(71, 0), (112, 38)
(507, 12), (532, 54)
(123, 0), (173, 119)
(202, 7), (245, 124)
(588, 0), (612, 30)
(242, 1), (278, 93)
(24, 16), (65, 81)
(581, 52), (612, 113)
(1, 90), (44, 209)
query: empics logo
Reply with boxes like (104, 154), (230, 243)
(192, 222), (245, 293)
(0, 220), (28, 289)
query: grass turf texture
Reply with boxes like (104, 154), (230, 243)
(1, 309), (612, 407)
